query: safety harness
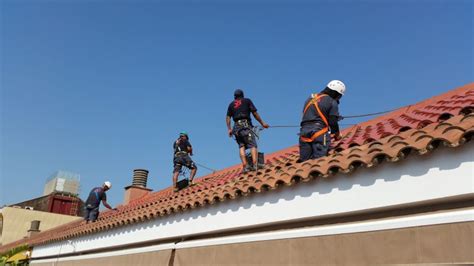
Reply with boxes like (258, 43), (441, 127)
(174, 139), (189, 157)
(300, 94), (329, 143)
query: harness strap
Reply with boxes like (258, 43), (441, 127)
(175, 151), (188, 156)
(300, 94), (329, 143)
(176, 139), (182, 152)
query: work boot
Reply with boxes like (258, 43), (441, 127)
(242, 165), (252, 174)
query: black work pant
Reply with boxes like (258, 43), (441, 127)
(233, 125), (257, 149)
(173, 154), (196, 173)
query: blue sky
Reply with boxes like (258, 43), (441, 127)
(1, 0), (472, 208)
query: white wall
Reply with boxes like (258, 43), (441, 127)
(31, 209), (474, 264)
(32, 144), (474, 258)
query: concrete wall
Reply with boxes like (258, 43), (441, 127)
(0, 207), (81, 245)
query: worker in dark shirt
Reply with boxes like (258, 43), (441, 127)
(299, 80), (346, 162)
(226, 89), (269, 173)
(172, 132), (197, 191)
(84, 181), (115, 223)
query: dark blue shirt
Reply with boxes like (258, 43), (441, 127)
(227, 98), (257, 122)
(85, 187), (107, 208)
(300, 94), (339, 128)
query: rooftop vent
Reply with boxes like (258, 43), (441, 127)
(124, 169), (152, 205)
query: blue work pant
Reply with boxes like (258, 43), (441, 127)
(84, 206), (99, 222)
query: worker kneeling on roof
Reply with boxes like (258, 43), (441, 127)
(226, 89), (269, 173)
(84, 181), (116, 223)
(299, 80), (345, 162)
(172, 132), (197, 191)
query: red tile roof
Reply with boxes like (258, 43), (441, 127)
(1, 83), (473, 252)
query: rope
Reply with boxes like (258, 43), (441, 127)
(178, 167), (189, 178)
(341, 108), (400, 119)
(269, 123), (357, 128)
(266, 107), (402, 128)
(269, 125), (299, 128)
(195, 162), (217, 173)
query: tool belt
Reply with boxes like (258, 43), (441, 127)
(174, 151), (188, 157)
(235, 119), (251, 128)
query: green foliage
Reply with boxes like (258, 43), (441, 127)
(0, 245), (29, 266)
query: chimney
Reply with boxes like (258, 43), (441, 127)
(27, 220), (41, 237)
(124, 169), (152, 205)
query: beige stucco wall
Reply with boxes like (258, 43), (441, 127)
(0, 207), (81, 245)
(30, 221), (474, 265)
(172, 221), (474, 265)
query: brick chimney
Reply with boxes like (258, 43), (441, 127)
(124, 169), (152, 204)
(27, 220), (41, 237)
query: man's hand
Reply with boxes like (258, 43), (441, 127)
(262, 122), (269, 129)
(331, 133), (342, 141)
(228, 129), (233, 137)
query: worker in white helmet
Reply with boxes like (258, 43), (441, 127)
(299, 80), (346, 162)
(84, 181), (116, 223)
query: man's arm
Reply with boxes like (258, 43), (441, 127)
(328, 100), (341, 140)
(187, 144), (193, 156)
(226, 116), (233, 137)
(328, 116), (341, 140)
(252, 111), (269, 128)
(101, 199), (114, 210)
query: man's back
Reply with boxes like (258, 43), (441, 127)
(85, 187), (106, 208)
(300, 94), (339, 127)
(227, 98), (257, 122)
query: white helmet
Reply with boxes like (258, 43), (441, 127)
(327, 80), (346, 95)
(104, 181), (112, 189)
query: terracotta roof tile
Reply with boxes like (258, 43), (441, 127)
(1, 83), (473, 253)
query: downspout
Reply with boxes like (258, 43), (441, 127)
(54, 240), (74, 266)
(168, 237), (185, 266)
(54, 242), (63, 266)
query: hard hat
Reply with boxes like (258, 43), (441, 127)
(234, 89), (244, 98)
(104, 181), (112, 189)
(327, 80), (346, 95)
(179, 131), (188, 137)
